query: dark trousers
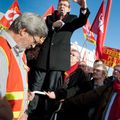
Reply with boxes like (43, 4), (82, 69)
(28, 69), (64, 120)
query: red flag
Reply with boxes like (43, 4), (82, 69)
(0, 0), (21, 30)
(43, 5), (54, 17)
(103, 0), (112, 41)
(91, 0), (112, 59)
(91, 1), (105, 59)
(91, 1), (105, 34)
(82, 19), (96, 45)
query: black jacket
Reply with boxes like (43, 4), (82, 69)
(36, 9), (90, 71)
(62, 81), (113, 120)
(54, 67), (88, 100)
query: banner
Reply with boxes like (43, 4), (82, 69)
(0, 0), (21, 30)
(101, 46), (120, 68)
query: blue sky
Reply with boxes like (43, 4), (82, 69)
(0, 0), (120, 51)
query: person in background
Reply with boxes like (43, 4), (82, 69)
(79, 63), (108, 93)
(45, 43), (88, 120)
(79, 63), (108, 120)
(0, 12), (48, 120)
(61, 63), (108, 120)
(86, 59), (105, 81)
(62, 64), (120, 120)
(108, 64), (120, 81)
(28, 0), (90, 120)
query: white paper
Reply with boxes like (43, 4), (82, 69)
(33, 91), (46, 95)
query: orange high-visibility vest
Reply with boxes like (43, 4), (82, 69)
(0, 36), (28, 120)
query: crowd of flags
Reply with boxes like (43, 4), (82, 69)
(1, 0), (119, 68)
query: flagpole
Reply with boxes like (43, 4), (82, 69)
(79, 38), (87, 61)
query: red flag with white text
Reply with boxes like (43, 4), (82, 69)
(103, 0), (112, 41)
(0, 0), (21, 30)
(91, 1), (105, 59)
(91, 0), (112, 59)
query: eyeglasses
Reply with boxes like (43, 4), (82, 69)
(58, 3), (70, 8)
(33, 36), (46, 45)
(32, 36), (38, 45)
(39, 37), (46, 44)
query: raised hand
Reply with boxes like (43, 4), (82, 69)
(73, 0), (87, 8)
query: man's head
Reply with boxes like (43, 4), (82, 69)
(58, 0), (71, 16)
(93, 59), (104, 67)
(112, 64), (120, 81)
(70, 44), (80, 66)
(93, 64), (108, 81)
(9, 12), (48, 50)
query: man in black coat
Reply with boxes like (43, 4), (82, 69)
(30, 0), (90, 90)
(28, 0), (90, 120)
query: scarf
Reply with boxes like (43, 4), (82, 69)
(64, 62), (79, 81)
(108, 79), (120, 120)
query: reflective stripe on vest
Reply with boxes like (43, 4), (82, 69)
(6, 91), (24, 119)
(13, 111), (20, 119)
(6, 91), (24, 100)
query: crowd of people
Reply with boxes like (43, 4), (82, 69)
(0, 0), (120, 120)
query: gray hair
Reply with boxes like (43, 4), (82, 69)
(94, 64), (108, 78)
(9, 12), (48, 38)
